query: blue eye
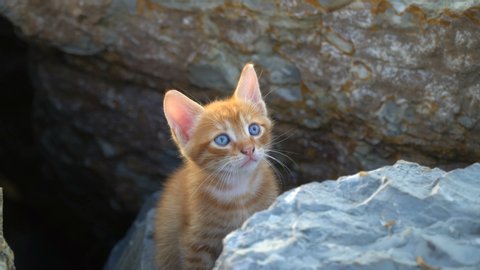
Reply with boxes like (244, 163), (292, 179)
(248, 123), (261, 136)
(214, 134), (230, 146)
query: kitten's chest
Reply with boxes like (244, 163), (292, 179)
(209, 207), (255, 235)
(228, 207), (254, 226)
(205, 174), (262, 203)
(197, 178), (263, 228)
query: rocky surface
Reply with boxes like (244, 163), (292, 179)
(215, 160), (480, 269)
(104, 191), (160, 270)
(0, 189), (16, 270)
(1, 0), (479, 264)
(105, 161), (480, 269)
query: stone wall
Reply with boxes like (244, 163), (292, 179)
(1, 0), (479, 262)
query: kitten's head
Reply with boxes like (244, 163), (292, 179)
(163, 64), (271, 174)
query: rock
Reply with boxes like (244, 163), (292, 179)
(215, 161), (480, 269)
(104, 191), (160, 270)
(0, 188), (16, 270)
(105, 161), (480, 269)
(1, 0), (480, 261)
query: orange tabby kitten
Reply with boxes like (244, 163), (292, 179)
(154, 64), (279, 269)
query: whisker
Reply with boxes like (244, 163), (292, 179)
(263, 86), (277, 99)
(264, 153), (294, 178)
(266, 149), (297, 165)
(270, 128), (297, 146)
(190, 159), (232, 195)
(266, 145), (298, 155)
(264, 159), (286, 193)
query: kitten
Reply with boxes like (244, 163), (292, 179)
(154, 64), (279, 269)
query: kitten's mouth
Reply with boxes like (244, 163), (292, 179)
(240, 157), (258, 168)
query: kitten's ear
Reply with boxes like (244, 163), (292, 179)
(234, 64), (267, 115)
(163, 90), (204, 147)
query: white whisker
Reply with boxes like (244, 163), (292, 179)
(266, 149), (297, 165)
(264, 152), (294, 191)
(264, 159), (286, 192)
(270, 128), (297, 146)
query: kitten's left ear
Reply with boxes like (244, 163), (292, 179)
(234, 64), (267, 115)
(163, 90), (204, 148)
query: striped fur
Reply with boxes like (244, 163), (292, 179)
(154, 64), (279, 269)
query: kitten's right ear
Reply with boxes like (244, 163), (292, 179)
(234, 64), (267, 115)
(163, 90), (204, 147)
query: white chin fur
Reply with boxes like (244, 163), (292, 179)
(205, 167), (263, 202)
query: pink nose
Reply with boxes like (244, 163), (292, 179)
(241, 146), (255, 156)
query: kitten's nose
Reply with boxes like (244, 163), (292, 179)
(241, 146), (255, 156)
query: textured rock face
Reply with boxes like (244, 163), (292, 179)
(215, 161), (480, 269)
(1, 0), (479, 250)
(0, 189), (16, 270)
(104, 192), (159, 270)
(105, 161), (480, 269)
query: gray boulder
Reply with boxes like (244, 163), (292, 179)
(215, 160), (480, 269)
(104, 191), (161, 270)
(104, 191), (160, 270)
(105, 161), (480, 269)
(1, 2), (479, 225)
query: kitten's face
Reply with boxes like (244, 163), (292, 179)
(163, 64), (270, 176)
(184, 99), (271, 174)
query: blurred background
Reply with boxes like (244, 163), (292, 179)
(0, 1), (479, 269)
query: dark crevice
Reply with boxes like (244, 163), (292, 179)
(0, 15), (117, 270)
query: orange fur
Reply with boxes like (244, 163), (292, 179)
(154, 64), (279, 269)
